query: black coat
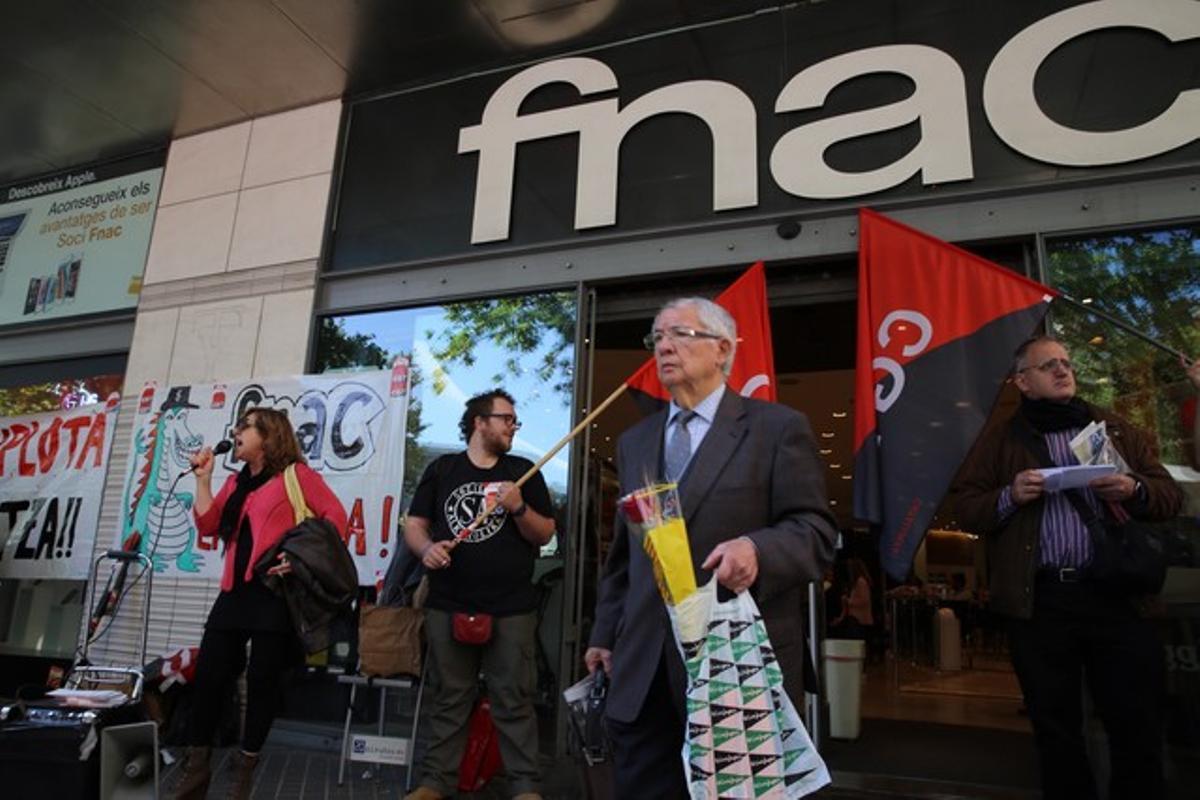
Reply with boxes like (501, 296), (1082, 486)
(951, 403), (1182, 618)
(258, 518), (358, 653)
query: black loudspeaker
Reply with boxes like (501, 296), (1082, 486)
(0, 702), (145, 798)
(0, 706), (102, 796)
(100, 721), (159, 800)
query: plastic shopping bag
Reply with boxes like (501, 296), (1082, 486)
(672, 579), (829, 799)
(619, 483), (829, 798)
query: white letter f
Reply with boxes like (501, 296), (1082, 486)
(459, 58), (618, 244)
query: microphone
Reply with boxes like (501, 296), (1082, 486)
(189, 439), (233, 472)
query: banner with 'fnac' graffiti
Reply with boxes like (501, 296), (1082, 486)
(115, 366), (409, 586)
(0, 394), (121, 580)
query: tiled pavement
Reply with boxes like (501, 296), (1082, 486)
(160, 744), (1038, 799)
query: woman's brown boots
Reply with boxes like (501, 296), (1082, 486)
(173, 746), (212, 799)
(225, 750), (261, 800)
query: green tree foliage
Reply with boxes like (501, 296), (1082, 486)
(314, 316), (430, 502)
(0, 377), (116, 417)
(1046, 227), (1199, 463)
(429, 293), (576, 402)
(399, 363), (432, 505)
(0, 382), (63, 416)
(314, 317), (389, 372)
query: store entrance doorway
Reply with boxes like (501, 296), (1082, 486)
(577, 259), (1040, 795)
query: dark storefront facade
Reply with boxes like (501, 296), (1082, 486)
(311, 0), (1199, 789)
(0, 1), (1195, 793)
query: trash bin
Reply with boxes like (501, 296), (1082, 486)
(822, 638), (866, 740)
(934, 607), (962, 672)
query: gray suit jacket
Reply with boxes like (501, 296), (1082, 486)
(589, 389), (838, 723)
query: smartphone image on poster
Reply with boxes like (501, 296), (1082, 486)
(35, 273), (49, 312)
(65, 256), (82, 301)
(43, 272), (58, 310)
(55, 262), (67, 302)
(24, 277), (41, 315)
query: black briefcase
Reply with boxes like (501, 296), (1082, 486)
(566, 670), (615, 800)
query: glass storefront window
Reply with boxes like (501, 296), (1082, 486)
(1044, 225), (1199, 470)
(313, 290), (578, 722)
(0, 580), (86, 659)
(1044, 223), (1200, 758)
(315, 291), (578, 524)
(0, 373), (123, 416)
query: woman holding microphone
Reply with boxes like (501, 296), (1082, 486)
(173, 407), (347, 800)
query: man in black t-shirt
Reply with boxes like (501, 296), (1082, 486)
(403, 389), (555, 800)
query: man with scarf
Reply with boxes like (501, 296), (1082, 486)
(952, 335), (1182, 800)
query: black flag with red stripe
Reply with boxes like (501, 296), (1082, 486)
(853, 209), (1057, 581)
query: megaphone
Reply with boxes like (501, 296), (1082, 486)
(100, 721), (159, 800)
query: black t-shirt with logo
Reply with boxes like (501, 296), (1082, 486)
(408, 452), (554, 616)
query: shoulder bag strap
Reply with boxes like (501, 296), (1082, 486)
(1061, 488), (1105, 535)
(283, 464), (314, 525)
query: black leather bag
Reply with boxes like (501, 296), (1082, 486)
(1087, 519), (1168, 596)
(566, 669), (614, 800)
(1064, 490), (1168, 596)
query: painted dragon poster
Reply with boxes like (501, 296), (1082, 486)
(115, 367), (408, 586)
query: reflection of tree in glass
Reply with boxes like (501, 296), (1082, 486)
(314, 316), (431, 504)
(399, 362), (432, 505)
(0, 382), (68, 416)
(428, 293), (576, 403)
(315, 317), (389, 372)
(0, 376), (120, 416)
(1047, 228), (1199, 463)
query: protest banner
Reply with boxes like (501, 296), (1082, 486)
(116, 367), (409, 586)
(0, 393), (121, 580)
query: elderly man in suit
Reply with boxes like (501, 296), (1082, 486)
(584, 296), (837, 799)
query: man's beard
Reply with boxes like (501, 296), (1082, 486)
(482, 430), (512, 456)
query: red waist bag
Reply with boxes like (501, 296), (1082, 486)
(452, 611), (493, 644)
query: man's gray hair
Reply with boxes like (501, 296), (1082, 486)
(658, 296), (738, 376)
(1012, 334), (1065, 375)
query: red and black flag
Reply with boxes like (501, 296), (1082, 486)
(626, 261), (777, 411)
(853, 209), (1057, 580)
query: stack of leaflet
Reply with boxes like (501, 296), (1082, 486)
(46, 689), (130, 709)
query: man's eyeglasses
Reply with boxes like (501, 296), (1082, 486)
(643, 326), (723, 350)
(482, 413), (522, 429)
(1018, 357), (1074, 374)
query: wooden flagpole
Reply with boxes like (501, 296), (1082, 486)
(452, 381), (632, 542)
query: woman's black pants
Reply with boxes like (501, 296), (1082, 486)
(187, 626), (299, 752)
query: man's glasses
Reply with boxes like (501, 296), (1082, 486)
(482, 413), (522, 429)
(643, 326), (723, 350)
(1018, 357), (1074, 374)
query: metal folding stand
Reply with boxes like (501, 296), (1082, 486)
(336, 656), (428, 790)
(71, 548), (154, 700)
